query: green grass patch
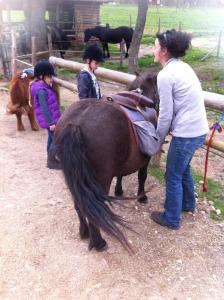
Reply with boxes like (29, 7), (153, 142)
(138, 55), (156, 70)
(183, 47), (208, 64)
(195, 62), (224, 95)
(101, 5), (224, 36)
(193, 171), (224, 221)
(100, 47), (208, 73)
(101, 61), (128, 72)
(141, 35), (155, 45)
(58, 68), (74, 76)
(148, 165), (165, 184)
(148, 165), (224, 221)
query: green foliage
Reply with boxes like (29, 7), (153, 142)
(141, 35), (155, 45)
(183, 47), (208, 64)
(101, 61), (128, 72)
(57, 68), (74, 80)
(193, 171), (224, 221)
(138, 55), (156, 70)
(148, 165), (165, 184)
(148, 165), (224, 221)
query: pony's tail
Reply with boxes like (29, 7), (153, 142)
(56, 124), (132, 252)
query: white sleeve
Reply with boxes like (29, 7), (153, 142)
(156, 72), (174, 142)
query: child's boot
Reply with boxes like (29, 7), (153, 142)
(47, 151), (62, 170)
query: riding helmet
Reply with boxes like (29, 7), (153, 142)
(34, 60), (56, 78)
(83, 44), (104, 62)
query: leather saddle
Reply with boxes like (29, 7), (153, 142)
(101, 91), (155, 111)
(102, 91), (157, 127)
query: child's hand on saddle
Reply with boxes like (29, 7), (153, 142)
(49, 124), (56, 131)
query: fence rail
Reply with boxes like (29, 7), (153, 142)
(49, 56), (224, 154)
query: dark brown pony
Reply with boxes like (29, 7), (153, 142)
(54, 72), (158, 252)
(7, 71), (39, 131)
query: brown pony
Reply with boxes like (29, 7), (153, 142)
(54, 72), (158, 252)
(7, 71), (39, 131)
(7, 71), (60, 131)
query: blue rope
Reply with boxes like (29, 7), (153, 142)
(211, 111), (224, 132)
(218, 111), (224, 123)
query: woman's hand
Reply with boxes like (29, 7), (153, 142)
(49, 124), (56, 131)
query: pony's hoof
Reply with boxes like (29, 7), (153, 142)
(18, 126), (25, 131)
(138, 195), (148, 204)
(17, 123), (25, 131)
(79, 226), (89, 240)
(88, 239), (108, 252)
(31, 125), (39, 131)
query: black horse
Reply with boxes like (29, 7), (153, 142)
(18, 25), (70, 59)
(46, 25), (70, 59)
(84, 25), (133, 58)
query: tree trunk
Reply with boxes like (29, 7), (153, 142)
(128, 0), (149, 74)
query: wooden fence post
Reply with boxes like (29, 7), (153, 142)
(31, 36), (37, 66)
(6, 5), (12, 30)
(217, 31), (222, 58)
(120, 39), (125, 67)
(0, 8), (3, 67)
(56, 4), (60, 28)
(179, 21), (182, 31)
(158, 17), (161, 34)
(48, 32), (53, 57)
(11, 29), (17, 75)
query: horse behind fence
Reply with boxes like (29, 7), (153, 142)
(84, 25), (133, 58)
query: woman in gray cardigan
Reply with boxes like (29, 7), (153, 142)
(151, 29), (209, 229)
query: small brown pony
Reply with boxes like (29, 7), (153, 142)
(54, 72), (158, 252)
(7, 71), (39, 131)
(7, 71), (60, 131)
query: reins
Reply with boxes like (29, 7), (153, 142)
(203, 111), (224, 192)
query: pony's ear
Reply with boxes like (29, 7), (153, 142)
(134, 71), (140, 77)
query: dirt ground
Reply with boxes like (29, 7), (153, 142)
(0, 82), (224, 300)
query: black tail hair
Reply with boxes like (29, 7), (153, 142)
(56, 124), (132, 252)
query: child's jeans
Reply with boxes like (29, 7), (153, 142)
(47, 129), (55, 153)
(163, 135), (206, 228)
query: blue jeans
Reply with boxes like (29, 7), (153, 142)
(163, 135), (206, 228)
(47, 129), (55, 153)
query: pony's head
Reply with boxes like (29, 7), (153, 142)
(84, 28), (92, 43)
(129, 72), (159, 110)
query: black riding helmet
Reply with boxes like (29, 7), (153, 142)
(83, 44), (104, 62)
(34, 60), (56, 78)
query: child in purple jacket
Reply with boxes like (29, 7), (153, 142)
(30, 60), (61, 170)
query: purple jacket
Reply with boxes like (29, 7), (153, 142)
(30, 81), (61, 129)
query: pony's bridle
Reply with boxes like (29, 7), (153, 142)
(131, 82), (159, 111)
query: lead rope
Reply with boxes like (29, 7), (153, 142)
(203, 112), (224, 192)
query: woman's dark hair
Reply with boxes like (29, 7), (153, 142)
(156, 29), (192, 58)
